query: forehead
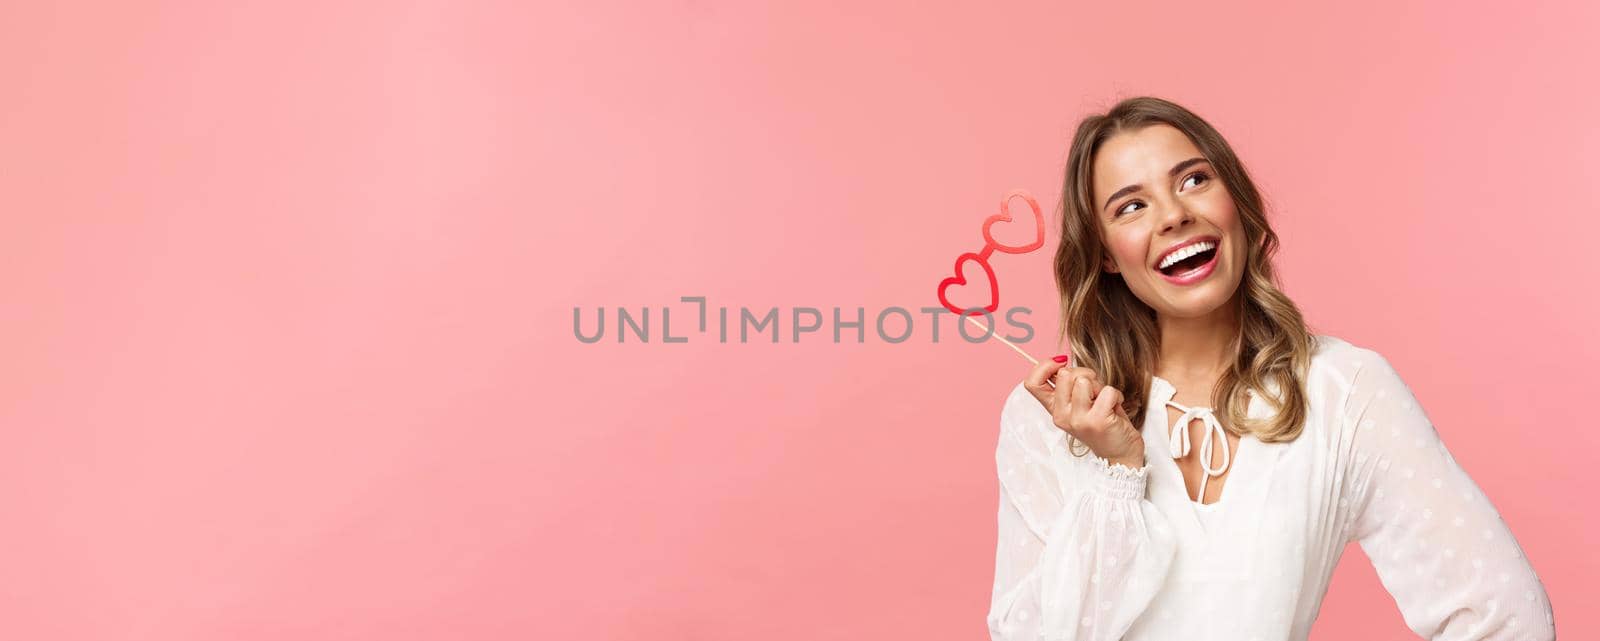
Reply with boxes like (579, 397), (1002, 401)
(1091, 124), (1204, 200)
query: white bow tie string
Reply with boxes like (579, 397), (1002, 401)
(1165, 399), (1230, 503)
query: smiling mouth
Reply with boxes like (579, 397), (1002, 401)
(1156, 245), (1219, 277)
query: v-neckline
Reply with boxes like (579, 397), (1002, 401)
(1145, 375), (1275, 547)
(1150, 374), (1246, 507)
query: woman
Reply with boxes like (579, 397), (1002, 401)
(985, 97), (1553, 641)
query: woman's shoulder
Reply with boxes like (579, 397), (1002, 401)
(1309, 333), (1368, 363)
(1303, 333), (1420, 432)
(1307, 333), (1397, 387)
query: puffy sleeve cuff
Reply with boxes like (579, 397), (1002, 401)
(1088, 453), (1150, 501)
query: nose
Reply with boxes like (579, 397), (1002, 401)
(1156, 200), (1195, 235)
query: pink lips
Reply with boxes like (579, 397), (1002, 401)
(1156, 242), (1221, 286)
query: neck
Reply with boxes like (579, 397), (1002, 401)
(1155, 294), (1241, 382)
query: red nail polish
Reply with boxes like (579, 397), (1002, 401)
(1052, 355), (1069, 363)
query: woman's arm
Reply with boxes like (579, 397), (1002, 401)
(1343, 349), (1554, 640)
(987, 383), (1177, 641)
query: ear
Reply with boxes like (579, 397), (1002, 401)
(1102, 256), (1119, 274)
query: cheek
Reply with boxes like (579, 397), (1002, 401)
(1200, 192), (1242, 231)
(1188, 196), (1243, 251)
(1104, 231), (1147, 270)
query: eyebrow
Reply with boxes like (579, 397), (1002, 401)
(1101, 157), (1210, 214)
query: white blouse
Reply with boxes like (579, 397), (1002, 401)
(986, 335), (1554, 641)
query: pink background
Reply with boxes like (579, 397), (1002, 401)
(2, 1), (1596, 639)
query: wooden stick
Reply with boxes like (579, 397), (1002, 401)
(964, 315), (1038, 365)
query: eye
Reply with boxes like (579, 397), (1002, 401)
(1111, 171), (1211, 219)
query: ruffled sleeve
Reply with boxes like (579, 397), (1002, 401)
(987, 382), (1178, 641)
(1342, 348), (1555, 640)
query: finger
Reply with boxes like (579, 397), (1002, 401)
(1114, 397), (1132, 421)
(1070, 373), (1093, 422)
(1051, 367), (1100, 409)
(1053, 366), (1093, 388)
(1054, 366), (1103, 395)
(1023, 354), (1072, 408)
(1090, 384), (1124, 423)
(1049, 367), (1078, 421)
(1079, 368), (1106, 399)
(1050, 367), (1078, 404)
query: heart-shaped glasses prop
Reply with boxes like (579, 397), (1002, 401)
(937, 189), (1046, 365)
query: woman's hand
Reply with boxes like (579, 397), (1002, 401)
(1023, 355), (1145, 468)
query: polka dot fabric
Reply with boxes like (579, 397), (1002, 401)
(986, 335), (1553, 641)
(1343, 346), (1554, 639)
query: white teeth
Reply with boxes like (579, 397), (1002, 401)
(1158, 240), (1216, 270)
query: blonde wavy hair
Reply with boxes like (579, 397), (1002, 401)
(1055, 96), (1316, 443)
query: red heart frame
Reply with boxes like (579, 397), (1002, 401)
(981, 189), (1045, 255)
(937, 252), (999, 317)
